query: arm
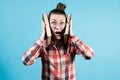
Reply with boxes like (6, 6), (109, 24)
(22, 21), (46, 66)
(69, 19), (94, 59)
(22, 39), (44, 66)
(71, 36), (94, 60)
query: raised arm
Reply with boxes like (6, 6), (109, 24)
(69, 19), (94, 59)
(71, 36), (94, 60)
(22, 21), (46, 66)
(22, 39), (44, 66)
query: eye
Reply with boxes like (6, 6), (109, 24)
(51, 21), (57, 25)
(60, 22), (65, 25)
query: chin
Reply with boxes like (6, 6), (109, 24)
(56, 36), (61, 39)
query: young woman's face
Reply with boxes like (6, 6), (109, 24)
(50, 14), (66, 39)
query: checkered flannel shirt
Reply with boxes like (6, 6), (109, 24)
(22, 36), (94, 80)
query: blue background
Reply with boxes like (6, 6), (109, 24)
(0, 0), (120, 80)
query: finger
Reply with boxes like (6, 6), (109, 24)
(42, 20), (45, 29)
(70, 19), (72, 31)
(69, 19), (74, 37)
(41, 20), (45, 35)
(70, 19), (72, 28)
(40, 21), (46, 40)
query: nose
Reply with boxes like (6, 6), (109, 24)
(55, 24), (60, 30)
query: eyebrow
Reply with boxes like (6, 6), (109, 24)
(50, 19), (65, 21)
(50, 19), (56, 21)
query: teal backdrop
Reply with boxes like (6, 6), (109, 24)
(0, 0), (120, 80)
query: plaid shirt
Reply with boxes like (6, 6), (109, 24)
(22, 36), (94, 80)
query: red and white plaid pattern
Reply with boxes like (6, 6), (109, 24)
(22, 36), (94, 80)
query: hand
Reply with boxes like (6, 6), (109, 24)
(40, 20), (46, 40)
(69, 19), (74, 37)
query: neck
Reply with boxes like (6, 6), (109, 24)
(51, 37), (62, 45)
(56, 36), (61, 39)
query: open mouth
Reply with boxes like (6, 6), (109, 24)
(55, 32), (61, 34)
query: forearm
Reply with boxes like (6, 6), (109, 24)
(79, 42), (94, 59)
(71, 36), (94, 59)
(22, 39), (43, 66)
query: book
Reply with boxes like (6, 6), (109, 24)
(42, 13), (52, 45)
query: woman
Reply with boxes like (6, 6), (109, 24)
(22, 3), (94, 80)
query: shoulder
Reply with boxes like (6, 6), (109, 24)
(69, 35), (80, 42)
(36, 38), (47, 46)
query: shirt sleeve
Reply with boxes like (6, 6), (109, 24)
(71, 36), (94, 60)
(22, 39), (44, 66)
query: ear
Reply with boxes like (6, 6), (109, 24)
(42, 13), (52, 45)
(64, 13), (71, 44)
